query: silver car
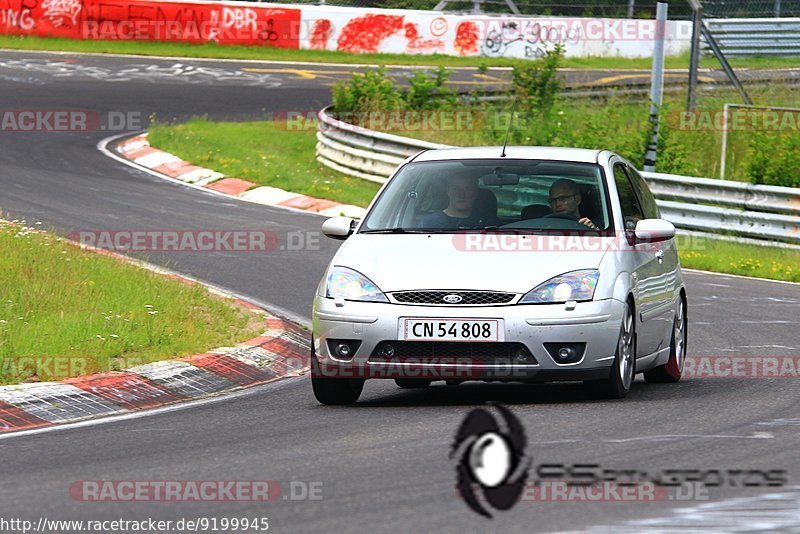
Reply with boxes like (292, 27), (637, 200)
(311, 147), (687, 404)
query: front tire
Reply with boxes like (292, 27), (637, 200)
(644, 297), (687, 383)
(310, 341), (364, 405)
(593, 300), (636, 399)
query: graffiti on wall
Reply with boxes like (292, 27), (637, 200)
(42, 0), (81, 27)
(298, 9), (690, 59)
(1, 0), (37, 31)
(0, 0), (692, 59)
(0, 0), (301, 48)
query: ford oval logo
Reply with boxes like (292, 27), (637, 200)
(443, 294), (463, 304)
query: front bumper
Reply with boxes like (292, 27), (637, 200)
(312, 297), (625, 383)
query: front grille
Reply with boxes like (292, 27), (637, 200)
(370, 341), (537, 364)
(390, 291), (516, 306)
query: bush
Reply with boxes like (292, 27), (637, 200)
(746, 132), (800, 187)
(332, 67), (405, 117)
(405, 66), (457, 111)
(510, 45), (564, 117)
(332, 66), (458, 124)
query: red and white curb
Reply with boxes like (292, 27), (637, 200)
(0, 228), (311, 434)
(113, 133), (366, 219)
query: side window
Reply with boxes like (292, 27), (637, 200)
(613, 163), (644, 231)
(626, 165), (660, 219)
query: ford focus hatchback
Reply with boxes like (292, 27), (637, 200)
(311, 147), (687, 404)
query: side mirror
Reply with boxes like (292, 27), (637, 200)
(634, 219), (676, 243)
(322, 216), (355, 240)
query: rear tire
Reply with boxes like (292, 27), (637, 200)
(592, 300), (636, 399)
(394, 379), (431, 389)
(310, 341), (364, 405)
(644, 297), (687, 383)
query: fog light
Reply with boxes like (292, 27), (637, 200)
(380, 344), (395, 357)
(544, 342), (586, 364)
(325, 339), (362, 360)
(515, 348), (530, 362)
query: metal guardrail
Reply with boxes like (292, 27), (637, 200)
(316, 107), (800, 245)
(641, 171), (800, 215)
(704, 18), (800, 57)
(316, 107), (448, 183)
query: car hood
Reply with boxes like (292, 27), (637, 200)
(333, 234), (615, 293)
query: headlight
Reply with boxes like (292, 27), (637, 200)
(325, 266), (388, 302)
(519, 269), (599, 304)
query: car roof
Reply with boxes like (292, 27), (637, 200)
(411, 146), (606, 164)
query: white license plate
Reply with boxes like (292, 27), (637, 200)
(400, 319), (504, 342)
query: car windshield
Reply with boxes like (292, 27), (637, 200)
(360, 159), (612, 233)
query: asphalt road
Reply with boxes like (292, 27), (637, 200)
(1, 50), (799, 533)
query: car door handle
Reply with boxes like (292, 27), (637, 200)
(655, 249), (665, 262)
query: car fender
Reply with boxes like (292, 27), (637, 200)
(611, 270), (635, 304)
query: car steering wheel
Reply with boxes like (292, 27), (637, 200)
(543, 212), (581, 221)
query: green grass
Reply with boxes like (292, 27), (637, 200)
(0, 219), (263, 385)
(678, 236), (800, 283)
(3, 34), (800, 71)
(148, 116), (381, 207)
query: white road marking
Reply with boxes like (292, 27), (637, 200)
(684, 269), (800, 287)
(0, 47), (515, 71)
(603, 432), (773, 444)
(757, 419), (800, 427)
(692, 321), (795, 325)
(575, 486), (800, 533)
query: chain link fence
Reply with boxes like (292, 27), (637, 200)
(704, 0), (800, 18)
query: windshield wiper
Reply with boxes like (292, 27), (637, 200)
(361, 228), (457, 234)
(360, 228), (422, 234)
(478, 226), (543, 234)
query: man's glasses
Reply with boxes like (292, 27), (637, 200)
(549, 194), (575, 204)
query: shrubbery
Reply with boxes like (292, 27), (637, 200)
(332, 66), (456, 121)
(746, 132), (800, 187)
(330, 49), (794, 181)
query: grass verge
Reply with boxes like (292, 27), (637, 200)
(0, 218), (263, 385)
(679, 236), (800, 283)
(148, 116), (381, 207)
(2, 34), (800, 71)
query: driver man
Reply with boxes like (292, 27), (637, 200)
(549, 179), (598, 229)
